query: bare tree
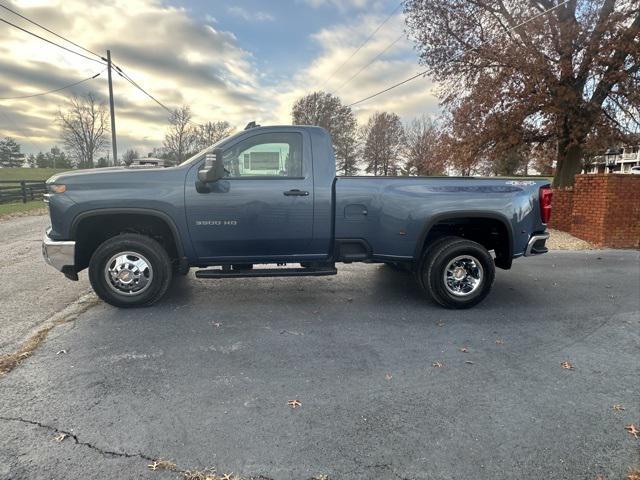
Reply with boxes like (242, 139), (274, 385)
(58, 93), (108, 169)
(362, 112), (405, 176)
(404, 116), (445, 175)
(292, 92), (359, 175)
(404, 0), (640, 186)
(122, 148), (139, 166)
(194, 121), (234, 151)
(163, 106), (197, 164)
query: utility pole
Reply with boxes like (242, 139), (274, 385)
(106, 50), (118, 165)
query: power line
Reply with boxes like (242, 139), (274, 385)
(114, 67), (172, 114)
(332, 33), (404, 94)
(347, 69), (428, 107)
(0, 6), (185, 125)
(0, 16), (106, 65)
(0, 71), (103, 101)
(319, 1), (402, 90)
(114, 66), (204, 127)
(0, 1), (102, 60)
(346, 0), (571, 108)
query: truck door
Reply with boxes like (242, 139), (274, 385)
(184, 130), (314, 261)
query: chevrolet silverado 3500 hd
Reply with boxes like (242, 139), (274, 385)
(42, 125), (552, 309)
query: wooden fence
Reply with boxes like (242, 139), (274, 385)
(0, 180), (47, 204)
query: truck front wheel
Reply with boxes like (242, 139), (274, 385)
(418, 236), (495, 309)
(88, 233), (173, 308)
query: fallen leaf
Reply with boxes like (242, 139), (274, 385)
(459, 347), (468, 353)
(465, 361), (474, 365)
(385, 373), (392, 381)
(560, 361), (574, 370)
(625, 424), (639, 439)
(54, 433), (67, 442)
(56, 349), (67, 355)
(432, 362), (443, 368)
(613, 404), (625, 411)
(287, 399), (301, 408)
(628, 467), (640, 480)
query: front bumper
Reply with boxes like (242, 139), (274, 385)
(42, 229), (76, 278)
(524, 232), (550, 256)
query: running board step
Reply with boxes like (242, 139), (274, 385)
(195, 267), (337, 279)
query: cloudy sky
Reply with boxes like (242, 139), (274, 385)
(0, 0), (439, 156)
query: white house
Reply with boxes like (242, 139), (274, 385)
(587, 146), (640, 173)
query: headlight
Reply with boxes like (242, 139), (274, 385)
(47, 184), (66, 193)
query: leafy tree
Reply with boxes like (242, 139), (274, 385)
(122, 149), (139, 166)
(194, 121), (234, 151)
(361, 112), (405, 176)
(404, 0), (640, 187)
(0, 137), (24, 167)
(163, 106), (197, 164)
(26, 147), (72, 169)
(58, 93), (108, 169)
(46, 146), (71, 169)
(292, 92), (359, 175)
(404, 116), (445, 176)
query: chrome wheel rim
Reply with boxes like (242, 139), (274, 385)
(104, 251), (153, 296)
(443, 255), (483, 297)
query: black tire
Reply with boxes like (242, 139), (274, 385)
(88, 233), (173, 308)
(417, 236), (495, 309)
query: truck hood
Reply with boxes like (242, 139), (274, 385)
(47, 166), (174, 184)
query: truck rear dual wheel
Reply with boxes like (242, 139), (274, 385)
(417, 236), (495, 309)
(88, 233), (173, 308)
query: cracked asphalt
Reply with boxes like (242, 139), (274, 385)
(0, 224), (639, 479)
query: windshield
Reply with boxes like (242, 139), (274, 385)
(178, 130), (245, 167)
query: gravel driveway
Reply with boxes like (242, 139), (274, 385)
(0, 244), (638, 480)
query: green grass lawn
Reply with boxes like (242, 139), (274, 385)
(0, 200), (46, 217)
(0, 167), (68, 182)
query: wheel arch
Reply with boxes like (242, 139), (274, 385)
(414, 211), (514, 269)
(70, 208), (185, 271)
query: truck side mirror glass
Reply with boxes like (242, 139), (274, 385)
(197, 149), (224, 183)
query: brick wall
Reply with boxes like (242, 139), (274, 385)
(552, 174), (640, 248)
(548, 189), (574, 232)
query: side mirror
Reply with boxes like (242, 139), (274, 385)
(197, 149), (224, 183)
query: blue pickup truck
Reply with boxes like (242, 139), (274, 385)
(42, 125), (552, 309)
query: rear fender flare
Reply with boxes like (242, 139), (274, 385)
(414, 211), (514, 265)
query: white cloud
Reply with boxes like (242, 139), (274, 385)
(0, 0), (439, 157)
(300, 0), (373, 11)
(0, 0), (264, 154)
(266, 11), (439, 126)
(227, 6), (275, 22)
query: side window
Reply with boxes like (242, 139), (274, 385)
(222, 132), (303, 178)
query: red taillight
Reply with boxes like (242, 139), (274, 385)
(540, 186), (553, 224)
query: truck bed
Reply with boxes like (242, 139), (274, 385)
(334, 176), (550, 260)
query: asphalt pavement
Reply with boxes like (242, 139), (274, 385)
(0, 215), (91, 356)
(0, 227), (638, 479)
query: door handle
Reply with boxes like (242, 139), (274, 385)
(283, 189), (309, 196)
